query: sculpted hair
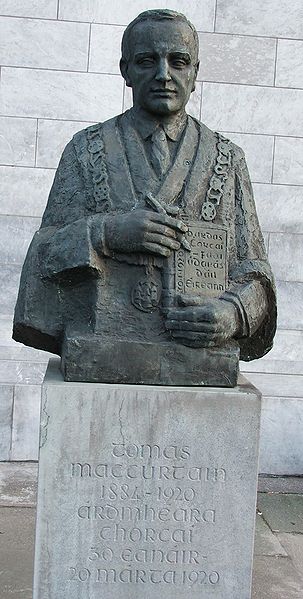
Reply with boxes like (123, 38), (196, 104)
(121, 9), (199, 62)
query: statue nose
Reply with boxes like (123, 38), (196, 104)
(155, 59), (171, 82)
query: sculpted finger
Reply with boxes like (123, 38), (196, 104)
(151, 212), (188, 233)
(145, 233), (180, 250)
(148, 222), (177, 239)
(142, 242), (171, 257)
(166, 319), (220, 332)
(162, 204), (180, 216)
(178, 294), (206, 307)
(170, 331), (217, 347)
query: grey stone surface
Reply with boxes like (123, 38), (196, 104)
(215, 0), (303, 39)
(268, 233), (303, 282)
(0, 215), (40, 264)
(253, 184), (303, 234)
(58, 0), (216, 31)
(11, 385), (41, 461)
(0, 0), (57, 19)
(276, 281), (303, 330)
(276, 40), (303, 89)
(258, 477), (303, 495)
(241, 329), (303, 375)
(247, 373), (303, 398)
(36, 119), (95, 169)
(277, 533), (303, 580)
(273, 137), (303, 186)
(259, 397), (303, 475)
(33, 361), (261, 598)
(0, 16), (90, 71)
(197, 33), (276, 86)
(0, 67), (124, 121)
(0, 462), (37, 507)
(0, 359), (46, 385)
(202, 83), (303, 136)
(0, 384), (14, 460)
(257, 494), (303, 533)
(252, 555), (303, 599)
(0, 344), (51, 362)
(221, 133), (274, 184)
(0, 264), (21, 315)
(254, 515), (287, 557)
(0, 166), (54, 217)
(0, 116), (36, 167)
(89, 24), (124, 75)
(0, 506), (35, 599)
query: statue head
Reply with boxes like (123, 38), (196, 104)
(120, 9), (200, 117)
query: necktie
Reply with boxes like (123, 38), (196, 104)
(151, 127), (170, 178)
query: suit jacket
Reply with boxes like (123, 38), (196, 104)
(13, 110), (276, 360)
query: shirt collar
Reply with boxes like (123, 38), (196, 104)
(129, 107), (188, 142)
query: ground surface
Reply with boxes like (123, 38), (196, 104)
(0, 463), (303, 599)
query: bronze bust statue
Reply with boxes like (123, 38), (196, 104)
(13, 9), (276, 386)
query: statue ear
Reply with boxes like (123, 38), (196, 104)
(120, 59), (132, 87)
(191, 60), (200, 92)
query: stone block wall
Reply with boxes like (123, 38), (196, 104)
(0, 0), (302, 473)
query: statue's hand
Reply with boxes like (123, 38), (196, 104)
(103, 209), (188, 257)
(166, 295), (240, 348)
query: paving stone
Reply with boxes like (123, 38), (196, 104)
(254, 514), (287, 557)
(0, 507), (35, 599)
(277, 533), (303, 580)
(198, 33), (276, 86)
(258, 477), (303, 495)
(215, 0), (303, 39)
(202, 83), (303, 136)
(0, 16), (90, 71)
(0, 67), (124, 122)
(0, 462), (37, 507)
(276, 40), (303, 89)
(257, 494), (303, 533)
(252, 555), (303, 599)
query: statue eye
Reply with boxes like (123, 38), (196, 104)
(137, 57), (155, 67)
(170, 55), (190, 69)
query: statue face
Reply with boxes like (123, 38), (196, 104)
(121, 19), (199, 116)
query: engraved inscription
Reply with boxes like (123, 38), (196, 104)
(174, 223), (227, 296)
(67, 442), (226, 588)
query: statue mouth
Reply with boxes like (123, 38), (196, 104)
(151, 89), (177, 96)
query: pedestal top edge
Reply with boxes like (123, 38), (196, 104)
(43, 358), (261, 398)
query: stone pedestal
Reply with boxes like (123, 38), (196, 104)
(33, 359), (261, 599)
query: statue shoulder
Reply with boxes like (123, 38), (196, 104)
(190, 117), (246, 165)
